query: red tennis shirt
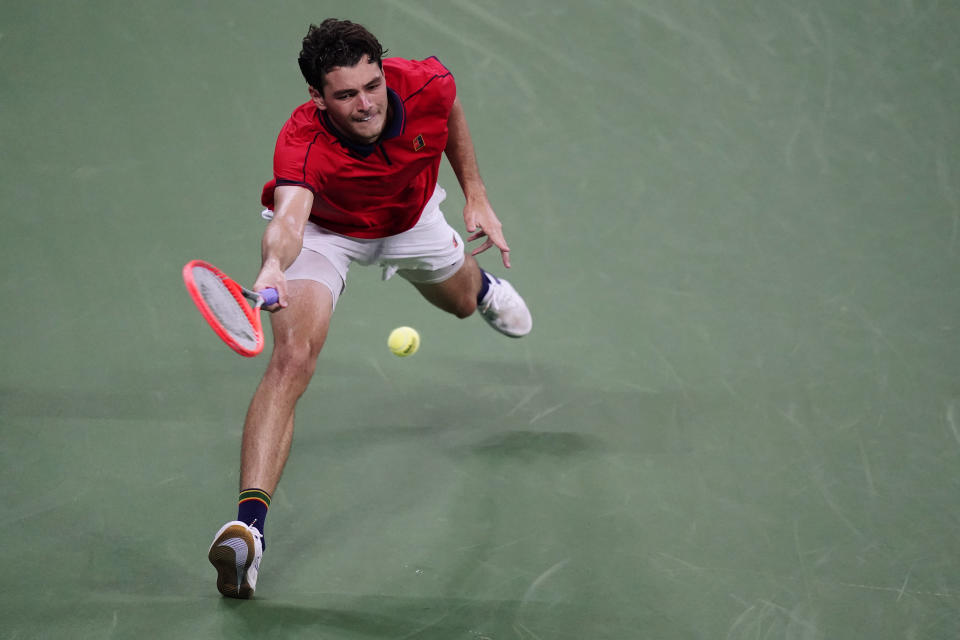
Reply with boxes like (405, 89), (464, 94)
(260, 56), (456, 238)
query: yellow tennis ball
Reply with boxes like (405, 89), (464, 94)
(388, 326), (420, 357)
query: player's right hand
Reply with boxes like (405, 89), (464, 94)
(253, 261), (288, 311)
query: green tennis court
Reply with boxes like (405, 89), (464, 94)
(3, 1), (959, 637)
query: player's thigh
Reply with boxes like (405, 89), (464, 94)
(285, 246), (348, 309)
(268, 279), (334, 358)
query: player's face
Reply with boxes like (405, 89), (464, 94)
(311, 55), (389, 145)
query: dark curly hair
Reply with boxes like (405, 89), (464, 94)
(297, 19), (387, 92)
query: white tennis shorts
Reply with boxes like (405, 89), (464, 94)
(264, 184), (465, 308)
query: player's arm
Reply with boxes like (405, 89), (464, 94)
(253, 185), (314, 309)
(444, 96), (511, 268)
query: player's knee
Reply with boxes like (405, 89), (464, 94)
(452, 296), (477, 319)
(270, 344), (320, 382)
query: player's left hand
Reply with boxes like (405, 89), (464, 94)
(464, 197), (511, 268)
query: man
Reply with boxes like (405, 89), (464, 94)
(207, 19), (532, 599)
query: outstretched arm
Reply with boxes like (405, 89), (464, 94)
(253, 185), (314, 309)
(444, 97), (511, 268)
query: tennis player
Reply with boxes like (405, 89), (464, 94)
(207, 19), (532, 598)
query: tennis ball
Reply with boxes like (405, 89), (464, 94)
(388, 326), (420, 357)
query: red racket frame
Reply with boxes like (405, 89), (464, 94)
(182, 260), (265, 357)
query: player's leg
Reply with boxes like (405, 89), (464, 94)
(208, 280), (331, 599)
(234, 246), (346, 529)
(410, 255), (532, 337)
(383, 188), (531, 336)
(209, 240), (347, 600)
(410, 251), (482, 318)
(240, 278), (334, 495)
(209, 279), (332, 599)
(389, 205), (532, 336)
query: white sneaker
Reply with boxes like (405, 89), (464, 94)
(478, 274), (532, 337)
(208, 521), (263, 599)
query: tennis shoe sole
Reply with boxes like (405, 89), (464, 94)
(208, 521), (262, 599)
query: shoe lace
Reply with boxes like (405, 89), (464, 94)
(246, 521), (263, 543)
(480, 281), (505, 314)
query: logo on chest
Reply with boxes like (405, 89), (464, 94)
(413, 135), (425, 151)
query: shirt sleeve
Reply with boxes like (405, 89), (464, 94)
(272, 107), (326, 193)
(425, 56), (456, 112)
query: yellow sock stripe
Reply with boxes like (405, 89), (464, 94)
(238, 489), (271, 507)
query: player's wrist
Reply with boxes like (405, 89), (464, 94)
(261, 256), (283, 271)
(464, 189), (489, 207)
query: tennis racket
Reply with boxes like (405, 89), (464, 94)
(182, 260), (279, 357)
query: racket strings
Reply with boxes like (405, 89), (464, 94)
(192, 267), (259, 351)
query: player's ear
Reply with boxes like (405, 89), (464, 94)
(308, 85), (326, 111)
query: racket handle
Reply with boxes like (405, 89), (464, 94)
(259, 288), (279, 307)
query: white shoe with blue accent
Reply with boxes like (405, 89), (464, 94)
(208, 521), (263, 599)
(478, 274), (532, 338)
